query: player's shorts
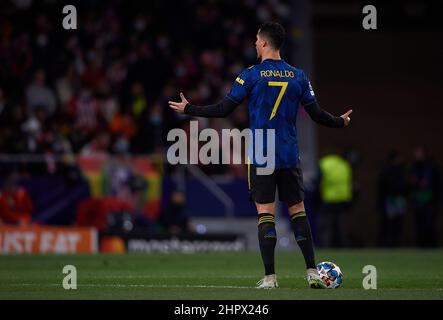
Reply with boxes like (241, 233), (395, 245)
(248, 164), (304, 207)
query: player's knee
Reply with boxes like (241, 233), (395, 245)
(288, 201), (305, 216)
(255, 202), (275, 214)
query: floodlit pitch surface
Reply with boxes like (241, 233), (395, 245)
(1, 250), (442, 300)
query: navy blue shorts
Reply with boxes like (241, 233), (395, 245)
(248, 165), (304, 207)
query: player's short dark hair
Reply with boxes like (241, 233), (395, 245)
(258, 22), (286, 50)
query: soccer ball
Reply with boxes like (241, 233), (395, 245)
(316, 261), (343, 289)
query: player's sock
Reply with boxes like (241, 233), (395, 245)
(258, 213), (277, 276)
(290, 211), (316, 269)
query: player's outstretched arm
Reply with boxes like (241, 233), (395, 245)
(168, 92), (239, 118)
(304, 101), (352, 127)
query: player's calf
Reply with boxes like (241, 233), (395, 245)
(257, 213), (277, 278)
(289, 210), (316, 270)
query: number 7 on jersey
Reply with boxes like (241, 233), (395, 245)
(268, 81), (288, 120)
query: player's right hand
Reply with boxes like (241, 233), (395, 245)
(340, 109), (353, 126)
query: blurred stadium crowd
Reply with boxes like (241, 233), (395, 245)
(0, 0), (289, 157)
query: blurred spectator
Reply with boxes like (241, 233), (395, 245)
(21, 105), (48, 152)
(67, 87), (102, 136)
(317, 153), (353, 247)
(131, 102), (163, 154)
(0, 172), (33, 225)
(409, 146), (442, 247)
(81, 55), (106, 92)
(25, 69), (56, 116)
(97, 84), (119, 124)
(81, 131), (111, 156)
(0, 98), (28, 153)
(377, 151), (408, 247)
(40, 121), (73, 155)
(56, 64), (80, 108)
(129, 82), (147, 120)
(109, 106), (136, 144)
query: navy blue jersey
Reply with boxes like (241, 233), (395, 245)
(226, 59), (316, 168)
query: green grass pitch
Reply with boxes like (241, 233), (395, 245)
(1, 249), (442, 300)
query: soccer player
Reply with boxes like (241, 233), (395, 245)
(169, 22), (352, 289)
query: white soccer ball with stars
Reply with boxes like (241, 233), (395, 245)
(316, 261), (344, 289)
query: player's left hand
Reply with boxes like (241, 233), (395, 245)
(168, 92), (189, 113)
(340, 109), (353, 126)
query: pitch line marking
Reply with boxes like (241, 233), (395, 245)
(5, 284), (443, 292)
(6, 283), (254, 289)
